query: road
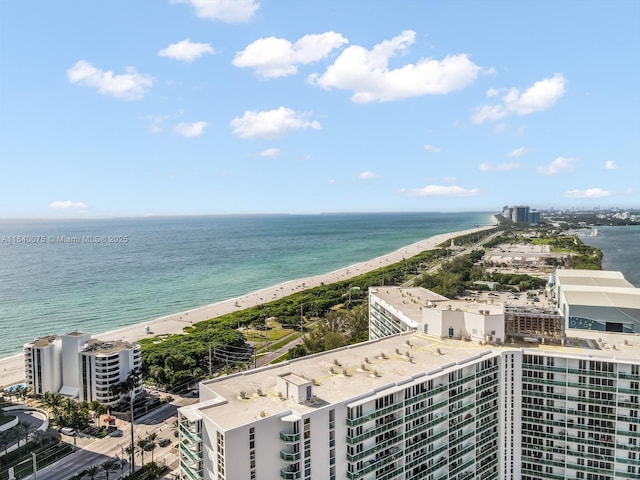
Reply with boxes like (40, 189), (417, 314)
(27, 396), (198, 480)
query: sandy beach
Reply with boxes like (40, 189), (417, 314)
(1, 224), (495, 387)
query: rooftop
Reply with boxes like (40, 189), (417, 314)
(81, 339), (138, 355)
(191, 329), (640, 431)
(555, 269), (635, 288)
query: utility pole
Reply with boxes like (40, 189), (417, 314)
(300, 304), (304, 332)
(208, 343), (212, 377)
(31, 453), (37, 480)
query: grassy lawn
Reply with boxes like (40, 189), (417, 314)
(243, 319), (295, 343)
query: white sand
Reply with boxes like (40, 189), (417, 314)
(0, 224), (495, 387)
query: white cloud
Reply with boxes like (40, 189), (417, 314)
(486, 87), (501, 98)
(604, 160), (618, 170)
(423, 144), (442, 153)
(233, 32), (348, 79)
(471, 73), (566, 124)
(174, 121), (208, 137)
(359, 171), (378, 180)
(171, 0), (259, 23)
(67, 61), (153, 100)
(536, 156), (576, 176)
(507, 147), (528, 158)
(158, 39), (215, 62)
(563, 188), (612, 199)
(230, 107), (321, 139)
(400, 185), (479, 197)
(310, 30), (481, 103)
(49, 201), (88, 210)
(258, 148), (281, 157)
(478, 162), (522, 172)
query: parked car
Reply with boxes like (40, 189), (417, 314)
(110, 429), (124, 437)
(158, 438), (171, 447)
(60, 427), (76, 436)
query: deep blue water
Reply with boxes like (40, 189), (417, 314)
(580, 225), (640, 287)
(0, 212), (493, 357)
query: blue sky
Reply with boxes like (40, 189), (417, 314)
(1, 0), (638, 218)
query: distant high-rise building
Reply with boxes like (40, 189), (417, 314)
(511, 205), (529, 223)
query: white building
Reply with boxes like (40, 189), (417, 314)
(24, 331), (141, 404)
(177, 330), (640, 480)
(24, 331), (91, 396)
(369, 287), (505, 344)
(79, 339), (143, 405)
(551, 269), (640, 333)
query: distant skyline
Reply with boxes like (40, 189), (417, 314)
(1, 1), (638, 218)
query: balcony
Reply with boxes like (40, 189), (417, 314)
(280, 450), (301, 462)
(279, 431), (300, 442)
(346, 400), (404, 427)
(280, 469), (301, 479)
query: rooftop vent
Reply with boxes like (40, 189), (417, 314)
(240, 391), (247, 399)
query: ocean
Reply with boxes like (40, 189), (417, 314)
(0, 212), (492, 358)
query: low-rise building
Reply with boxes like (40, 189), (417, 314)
(550, 269), (640, 333)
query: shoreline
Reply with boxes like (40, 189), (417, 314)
(0, 223), (496, 387)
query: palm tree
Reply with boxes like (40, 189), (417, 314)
(111, 368), (142, 475)
(85, 465), (99, 480)
(0, 430), (15, 456)
(14, 420), (34, 449)
(136, 437), (148, 467)
(101, 459), (117, 480)
(125, 445), (136, 472)
(145, 432), (158, 463)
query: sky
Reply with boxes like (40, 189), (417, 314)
(0, 0), (639, 218)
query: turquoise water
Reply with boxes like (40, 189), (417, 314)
(0, 212), (493, 358)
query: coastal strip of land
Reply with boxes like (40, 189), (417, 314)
(0, 223), (496, 387)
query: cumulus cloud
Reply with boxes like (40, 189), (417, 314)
(233, 32), (348, 79)
(310, 30), (481, 103)
(67, 61), (153, 100)
(258, 148), (281, 157)
(174, 121), (208, 137)
(507, 147), (528, 158)
(563, 188), (612, 199)
(358, 171), (378, 180)
(49, 201), (88, 210)
(471, 73), (566, 124)
(158, 39), (215, 62)
(536, 156), (576, 176)
(478, 162), (522, 172)
(400, 185), (479, 197)
(171, 0), (259, 23)
(604, 160), (618, 170)
(230, 107), (321, 139)
(423, 144), (442, 153)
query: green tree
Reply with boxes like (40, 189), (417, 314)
(85, 465), (99, 480)
(146, 432), (158, 463)
(101, 459), (117, 480)
(0, 430), (15, 456)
